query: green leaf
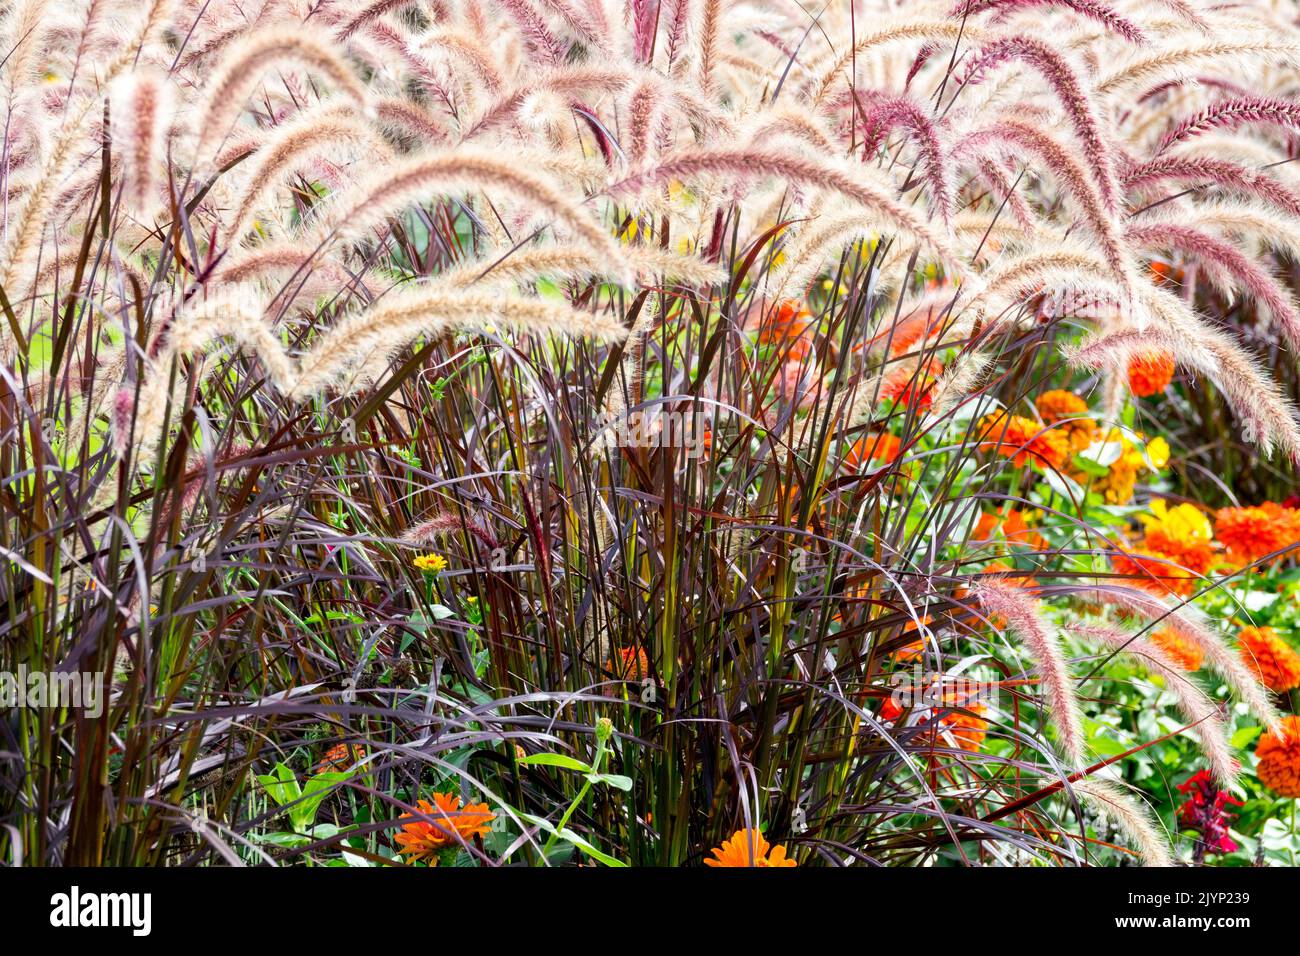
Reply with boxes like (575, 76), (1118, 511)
(520, 814), (627, 867)
(518, 753), (593, 773)
(288, 770), (352, 832)
(584, 772), (633, 791)
(1231, 725), (1263, 749)
(1070, 453), (1110, 478)
(256, 762), (301, 809)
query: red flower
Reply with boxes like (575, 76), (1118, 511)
(1176, 770), (1241, 860)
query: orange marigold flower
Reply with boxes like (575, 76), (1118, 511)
(1151, 628), (1204, 671)
(845, 431), (902, 469)
(1110, 548), (1197, 597)
(704, 829), (798, 867)
(1138, 501), (1215, 576)
(316, 743), (365, 774)
(1127, 352), (1175, 397)
(1255, 715), (1300, 798)
(1215, 502), (1300, 566)
(1238, 626), (1300, 692)
(394, 792), (496, 863)
(606, 646), (650, 681)
(977, 413), (1072, 471)
(1034, 390), (1095, 451)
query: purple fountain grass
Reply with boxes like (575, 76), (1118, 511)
(951, 0), (1148, 45)
(1156, 96), (1300, 155)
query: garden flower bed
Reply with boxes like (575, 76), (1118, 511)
(3, 0), (1300, 870)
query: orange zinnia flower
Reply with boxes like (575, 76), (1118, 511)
(972, 510), (1047, 551)
(1148, 260), (1185, 289)
(1001, 509), (1049, 551)
(1151, 628), (1204, 671)
(845, 431), (902, 469)
(935, 704), (988, 752)
(880, 359), (942, 410)
(1238, 626), (1300, 692)
(1034, 390), (1095, 451)
(1215, 502), (1300, 566)
(606, 646), (650, 681)
(704, 828), (797, 867)
(1126, 352), (1175, 397)
(879, 696), (904, 722)
(973, 511), (1000, 541)
(977, 413), (1072, 470)
(1256, 715), (1300, 797)
(980, 560), (1037, 588)
(758, 299), (814, 350)
(394, 792), (496, 863)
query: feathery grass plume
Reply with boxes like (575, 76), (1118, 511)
(974, 579), (1087, 766)
(1090, 586), (1282, 732)
(0, 0), (178, 294)
(438, 242), (722, 289)
(808, 20), (989, 109)
(1071, 779), (1174, 867)
(625, 74), (666, 166)
(373, 97), (452, 146)
(950, 0), (1148, 44)
(954, 122), (1133, 289)
(225, 102), (393, 242)
(1070, 623), (1237, 785)
(107, 68), (175, 221)
(855, 93), (953, 224)
(1125, 220), (1300, 352)
(696, 0), (721, 95)
(461, 66), (632, 139)
(610, 148), (962, 267)
(956, 36), (1120, 212)
(193, 27), (369, 171)
(312, 149), (628, 281)
(1176, 199), (1300, 264)
(761, 209), (880, 303)
(928, 349), (993, 417)
(1121, 155), (1300, 219)
(496, 0), (567, 65)
(1095, 38), (1299, 98)
(1, 0), (47, 113)
(1156, 96), (1300, 154)
(121, 289), (283, 454)
(293, 287), (627, 398)
(333, 0), (422, 40)
(1146, 0), (1213, 32)
(1065, 290), (1300, 464)
(744, 107), (840, 157)
(954, 239), (1120, 337)
(423, 29), (507, 97)
(125, 286), (627, 450)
